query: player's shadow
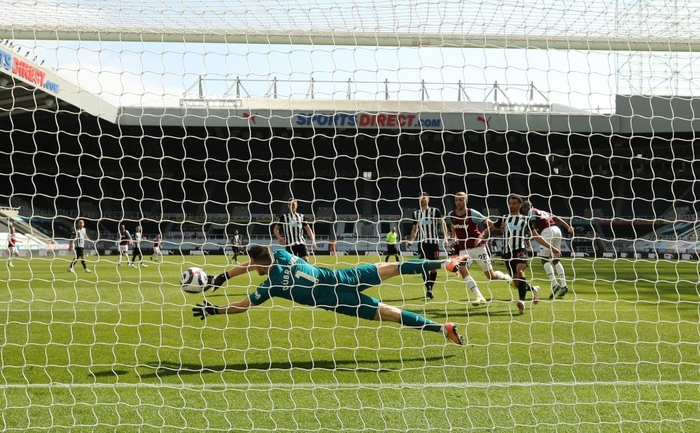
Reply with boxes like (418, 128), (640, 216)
(90, 369), (130, 378)
(135, 354), (455, 379)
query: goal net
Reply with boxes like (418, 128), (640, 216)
(1, 0), (699, 431)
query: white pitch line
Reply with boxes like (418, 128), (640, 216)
(1, 380), (698, 391)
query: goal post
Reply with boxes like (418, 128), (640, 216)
(3, 0), (700, 52)
(3, 29), (699, 52)
(1, 1), (700, 431)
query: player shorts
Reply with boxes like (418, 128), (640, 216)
(286, 243), (309, 258)
(502, 249), (528, 276)
(315, 265), (383, 320)
(118, 244), (129, 254)
(153, 247), (162, 255)
(74, 247), (85, 257)
(538, 226), (562, 259)
(457, 245), (494, 272)
(133, 246), (142, 255)
(8, 246), (16, 255)
(418, 242), (440, 260)
(386, 244), (399, 255)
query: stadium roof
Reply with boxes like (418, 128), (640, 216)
(2, 48), (700, 135)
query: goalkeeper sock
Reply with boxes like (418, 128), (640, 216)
(399, 259), (442, 275)
(399, 310), (442, 333)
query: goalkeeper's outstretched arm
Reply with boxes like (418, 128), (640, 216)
(205, 261), (255, 291)
(192, 297), (252, 320)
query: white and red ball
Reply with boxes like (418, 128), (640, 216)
(180, 267), (207, 293)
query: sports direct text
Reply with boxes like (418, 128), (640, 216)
(294, 113), (441, 129)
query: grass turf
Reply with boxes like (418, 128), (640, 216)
(1, 253), (699, 432)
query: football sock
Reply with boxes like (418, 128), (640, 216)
(464, 275), (483, 298)
(399, 310), (442, 333)
(427, 270), (437, 287)
(554, 262), (567, 287)
(399, 259), (443, 275)
(494, 270), (509, 280)
(543, 262), (558, 287)
(515, 279), (529, 301)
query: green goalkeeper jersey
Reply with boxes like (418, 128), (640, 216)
(249, 249), (382, 316)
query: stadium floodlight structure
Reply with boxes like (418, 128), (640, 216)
(1, 1), (700, 432)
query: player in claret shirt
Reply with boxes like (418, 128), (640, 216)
(192, 245), (468, 346)
(7, 226), (19, 267)
(521, 199), (573, 299)
(117, 224), (132, 266)
(151, 233), (164, 262)
(446, 192), (512, 306)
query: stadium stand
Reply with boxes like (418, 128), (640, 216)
(2, 55), (699, 256)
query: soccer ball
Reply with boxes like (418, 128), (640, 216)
(180, 267), (207, 293)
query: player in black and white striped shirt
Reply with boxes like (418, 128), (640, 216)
(229, 229), (244, 263)
(68, 219), (92, 273)
(483, 194), (561, 315)
(130, 225), (147, 268)
(406, 192), (450, 299)
(273, 199), (316, 261)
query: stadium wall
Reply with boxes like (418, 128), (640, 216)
(2, 99), (699, 253)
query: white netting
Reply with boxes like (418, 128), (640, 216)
(1, 0), (699, 431)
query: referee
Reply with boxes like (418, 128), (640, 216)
(273, 199), (317, 261)
(68, 219), (92, 273)
(384, 227), (401, 262)
(406, 192), (450, 299)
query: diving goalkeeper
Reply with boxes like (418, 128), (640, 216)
(192, 245), (466, 346)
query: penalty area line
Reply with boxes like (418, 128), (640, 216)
(1, 380), (697, 391)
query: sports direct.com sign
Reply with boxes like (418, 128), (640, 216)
(294, 112), (442, 129)
(0, 49), (60, 93)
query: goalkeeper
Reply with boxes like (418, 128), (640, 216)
(192, 245), (466, 346)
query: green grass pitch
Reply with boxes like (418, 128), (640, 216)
(1, 253), (699, 432)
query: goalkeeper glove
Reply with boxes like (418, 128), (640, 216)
(204, 272), (229, 292)
(192, 300), (219, 320)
